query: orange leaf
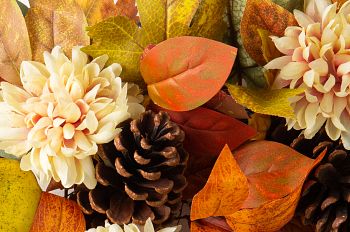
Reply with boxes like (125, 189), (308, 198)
(190, 145), (249, 221)
(30, 192), (85, 232)
(235, 141), (324, 209)
(191, 218), (232, 232)
(240, 0), (297, 65)
(140, 36), (237, 111)
(115, 0), (139, 22)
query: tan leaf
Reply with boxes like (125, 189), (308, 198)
(26, 0), (90, 62)
(0, 0), (32, 85)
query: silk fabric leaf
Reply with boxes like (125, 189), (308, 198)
(0, 0), (31, 85)
(227, 84), (304, 119)
(75, 0), (118, 25)
(26, 0), (90, 62)
(83, 0), (228, 83)
(0, 159), (41, 232)
(191, 145), (249, 221)
(140, 36), (237, 111)
(30, 192), (85, 232)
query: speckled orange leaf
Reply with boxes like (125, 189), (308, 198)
(75, 0), (118, 25)
(241, 0), (297, 65)
(26, 0), (89, 62)
(115, 0), (139, 22)
(30, 192), (85, 232)
(190, 145), (248, 221)
(140, 36), (237, 111)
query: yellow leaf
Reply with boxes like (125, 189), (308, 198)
(75, 0), (117, 25)
(0, 159), (41, 231)
(227, 84), (304, 119)
(0, 0), (32, 85)
(191, 145), (249, 221)
(26, 0), (90, 62)
(83, 0), (228, 83)
(258, 28), (282, 63)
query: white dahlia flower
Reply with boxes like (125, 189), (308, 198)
(0, 46), (144, 190)
(265, 0), (350, 149)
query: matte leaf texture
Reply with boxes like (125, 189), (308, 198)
(191, 145), (249, 221)
(30, 192), (85, 232)
(190, 141), (326, 231)
(227, 84), (304, 119)
(83, 0), (228, 83)
(0, 159), (41, 232)
(0, 0), (32, 85)
(26, 0), (90, 62)
(140, 36), (237, 111)
(75, 0), (118, 25)
(149, 103), (256, 198)
(240, 0), (297, 66)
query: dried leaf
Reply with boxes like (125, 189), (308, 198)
(227, 84), (304, 119)
(240, 0), (297, 65)
(115, 0), (139, 22)
(205, 91), (249, 119)
(0, 159), (41, 231)
(235, 141), (325, 208)
(140, 36), (237, 111)
(26, 0), (90, 62)
(248, 114), (271, 141)
(83, 0), (228, 83)
(0, 0), (32, 85)
(191, 145), (249, 221)
(149, 103), (256, 198)
(75, 0), (117, 25)
(30, 192), (85, 232)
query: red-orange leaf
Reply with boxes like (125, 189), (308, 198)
(234, 141), (326, 209)
(30, 192), (85, 232)
(140, 36), (237, 111)
(191, 145), (249, 221)
(149, 103), (256, 198)
(115, 0), (139, 22)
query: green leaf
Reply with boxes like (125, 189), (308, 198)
(16, 0), (28, 16)
(0, 150), (19, 160)
(227, 84), (304, 119)
(272, 0), (304, 12)
(83, 0), (229, 84)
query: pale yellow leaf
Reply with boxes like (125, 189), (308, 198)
(0, 0), (32, 85)
(26, 0), (90, 62)
(227, 84), (304, 119)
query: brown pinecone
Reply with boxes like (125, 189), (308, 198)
(268, 119), (350, 232)
(75, 111), (188, 228)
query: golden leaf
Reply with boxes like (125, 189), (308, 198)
(258, 28), (282, 63)
(248, 113), (271, 141)
(26, 0), (90, 62)
(191, 145), (249, 221)
(0, 159), (41, 231)
(83, 0), (228, 83)
(0, 0), (32, 85)
(227, 84), (304, 119)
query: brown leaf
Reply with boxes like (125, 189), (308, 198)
(26, 0), (90, 62)
(190, 145), (249, 221)
(0, 0), (32, 85)
(30, 192), (86, 232)
(240, 0), (297, 65)
(115, 0), (139, 22)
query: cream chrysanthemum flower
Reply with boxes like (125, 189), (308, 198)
(86, 218), (181, 232)
(265, 0), (350, 148)
(0, 46), (144, 190)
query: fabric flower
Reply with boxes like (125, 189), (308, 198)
(265, 0), (350, 149)
(86, 218), (181, 232)
(0, 46), (144, 190)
